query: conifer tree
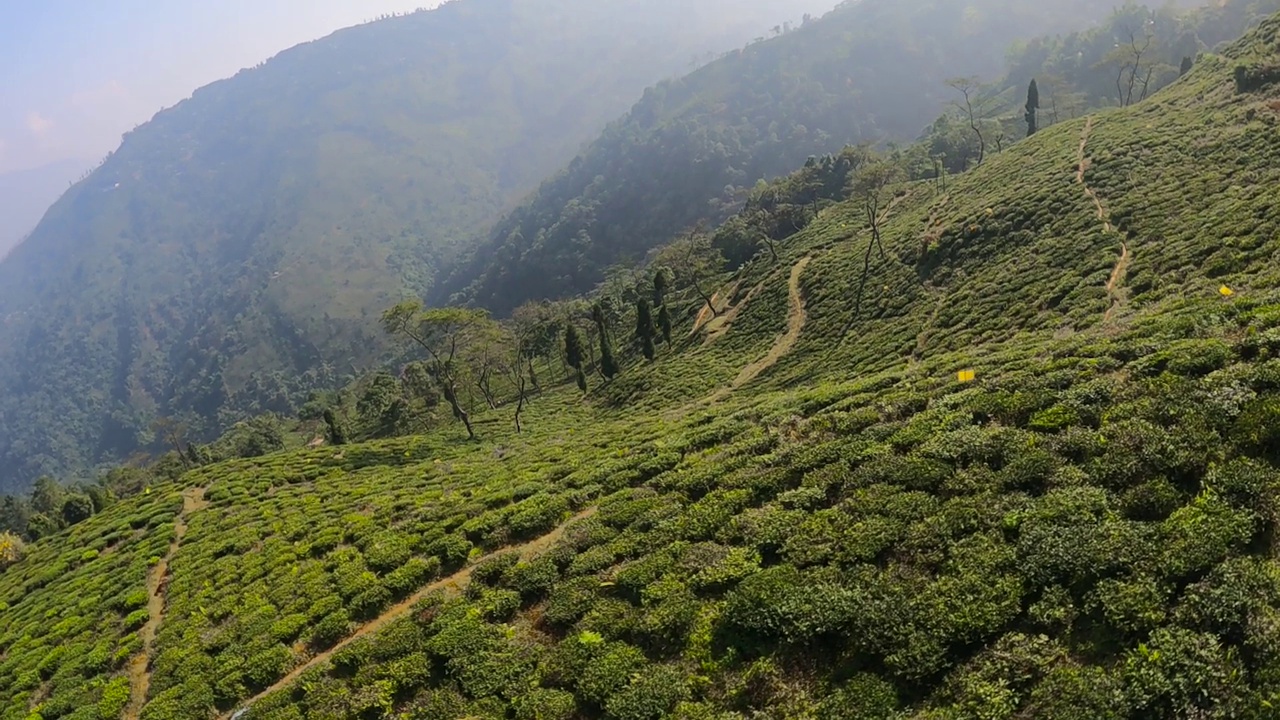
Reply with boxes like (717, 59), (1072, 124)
(1024, 78), (1039, 137)
(653, 270), (668, 308)
(323, 409), (347, 445)
(564, 324), (588, 391)
(657, 304), (673, 346)
(1180, 56), (1193, 76)
(636, 299), (656, 361)
(593, 304), (619, 379)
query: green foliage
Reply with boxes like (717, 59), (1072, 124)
(0, 0), (823, 492)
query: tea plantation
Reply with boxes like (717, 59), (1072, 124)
(8, 12), (1280, 720)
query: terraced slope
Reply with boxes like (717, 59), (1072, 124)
(7, 12), (1280, 720)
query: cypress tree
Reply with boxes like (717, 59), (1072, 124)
(323, 409), (347, 445)
(565, 324), (587, 392)
(657, 304), (673, 346)
(593, 304), (619, 379)
(653, 270), (668, 308)
(564, 324), (585, 371)
(636, 299), (656, 361)
(1024, 79), (1040, 137)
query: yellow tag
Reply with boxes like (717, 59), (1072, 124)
(957, 369), (976, 383)
(1219, 285), (1234, 297)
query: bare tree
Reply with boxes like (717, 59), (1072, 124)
(382, 302), (492, 440)
(946, 77), (997, 166)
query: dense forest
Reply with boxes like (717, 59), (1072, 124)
(443, 0), (1280, 316)
(0, 0), (832, 493)
(7, 5), (1280, 715)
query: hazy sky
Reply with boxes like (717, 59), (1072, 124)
(0, 0), (444, 175)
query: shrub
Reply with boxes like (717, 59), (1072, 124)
(513, 688), (578, 720)
(428, 533), (474, 569)
(385, 556), (442, 597)
(604, 663), (692, 720)
(311, 608), (352, 647)
(1122, 627), (1247, 716)
(815, 674), (900, 719)
(722, 565), (857, 646)
(472, 552), (521, 587)
(544, 576), (601, 627)
(0, 531), (25, 569)
(577, 642), (649, 705)
(505, 557), (561, 599)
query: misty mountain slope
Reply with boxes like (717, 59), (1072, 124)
(9, 12), (1280, 717)
(439, 0), (1139, 315)
(0, 159), (88, 259)
(0, 0), (830, 492)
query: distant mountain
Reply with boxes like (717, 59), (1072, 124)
(0, 159), (88, 258)
(0, 0), (833, 491)
(439, 0), (1157, 315)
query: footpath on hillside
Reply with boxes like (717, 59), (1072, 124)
(126, 487), (209, 720)
(1077, 116), (1131, 324)
(222, 507), (598, 719)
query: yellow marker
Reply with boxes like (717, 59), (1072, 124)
(957, 369), (976, 383)
(1220, 285), (1234, 297)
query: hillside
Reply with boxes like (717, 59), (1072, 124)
(439, 0), (1150, 315)
(0, 159), (87, 259)
(7, 10), (1280, 719)
(0, 0), (832, 492)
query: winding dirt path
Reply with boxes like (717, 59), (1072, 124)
(126, 487), (208, 720)
(730, 255), (812, 389)
(1076, 117), (1131, 323)
(221, 507), (598, 719)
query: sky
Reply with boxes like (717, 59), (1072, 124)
(0, 0), (444, 176)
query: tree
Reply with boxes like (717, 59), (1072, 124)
(1180, 56), (1193, 76)
(837, 157), (906, 345)
(1101, 21), (1161, 107)
(323, 409), (347, 446)
(152, 417), (192, 470)
(61, 494), (94, 525)
(382, 301), (492, 440)
(1025, 79), (1040, 136)
(636, 299), (657, 361)
(654, 227), (727, 320)
(657, 305), (673, 347)
(653, 270), (669, 308)
(947, 77), (996, 166)
(565, 324), (588, 392)
(593, 304), (619, 380)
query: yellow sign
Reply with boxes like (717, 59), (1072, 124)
(1219, 285), (1234, 297)
(957, 369), (976, 383)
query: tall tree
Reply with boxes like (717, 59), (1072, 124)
(593, 304), (619, 380)
(382, 302), (492, 440)
(1180, 55), (1193, 76)
(653, 227), (727, 320)
(564, 324), (588, 393)
(653, 270), (669, 308)
(635, 299), (657, 361)
(946, 77), (994, 166)
(1024, 79), (1040, 136)
(657, 305), (673, 347)
(322, 409), (347, 446)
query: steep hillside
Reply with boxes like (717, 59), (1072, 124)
(0, 0), (831, 491)
(0, 159), (87, 259)
(8, 12), (1280, 719)
(440, 0), (1141, 315)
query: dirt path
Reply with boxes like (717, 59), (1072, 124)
(125, 487), (208, 720)
(1076, 117), (1130, 323)
(221, 507), (598, 719)
(730, 256), (812, 389)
